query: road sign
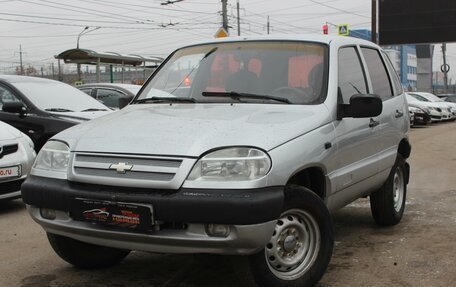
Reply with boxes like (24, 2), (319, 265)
(338, 24), (349, 36)
(441, 64), (450, 73)
(214, 27), (229, 38)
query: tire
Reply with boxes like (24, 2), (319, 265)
(238, 185), (334, 287)
(370, 155), (407, 226)
(47, 233), (130, 269)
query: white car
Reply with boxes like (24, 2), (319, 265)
(409, 92), (454, 121)
(406, 94), (442, 122)
(0, 121), (36, 201)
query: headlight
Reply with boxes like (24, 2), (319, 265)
(33, 141), (70, 176)
(410, 107), (424, 113)
(187, 147), (271, 182)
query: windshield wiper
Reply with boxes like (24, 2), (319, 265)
(81, 108), (108, 112)
(134, 97), (197, 104)
(45, 108), (74, 112)
(202, 91), (291, 104)
(168, 47), (218, 96)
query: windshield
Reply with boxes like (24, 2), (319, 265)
(137, 41), (328, 105)
(419, 92), (443, 102)
(14, 81), (109, 112)
(446, 96), (456, 103)
(409, 93), (430, 102)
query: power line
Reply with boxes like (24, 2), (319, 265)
(17, 0), (144, 23)
(0, 12), (147, 24)
(308, 0), (370, 19)
(82, 0), (216, 16)
(0, 17), (219, 30)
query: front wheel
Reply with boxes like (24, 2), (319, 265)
(370, 155), (407, 225)
(47, 233), (130, 269)
(242, 186), (334, 287)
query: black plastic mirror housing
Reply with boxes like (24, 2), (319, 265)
(338, 94), (383, 119)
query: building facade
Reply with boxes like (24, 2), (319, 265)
(349, 29), (421, 91)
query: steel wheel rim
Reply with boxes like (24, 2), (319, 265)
(265, 209), (321, 281)
(393, 167), (404, 213)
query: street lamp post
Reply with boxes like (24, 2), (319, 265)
(77, 26), (89, 49)
(76, 26), (100, 81)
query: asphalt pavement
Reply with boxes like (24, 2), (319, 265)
(1, 121), (455, 287)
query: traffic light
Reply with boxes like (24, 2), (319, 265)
(323, 24), (328, 35)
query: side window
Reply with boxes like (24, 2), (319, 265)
(338, 47), (368, 104)
(0, 85), (22, 110)
(96, 89), (125, 108)
(80, 88), (93, 96)
(381, 51), (403, 96)
(361, 47), (394, 100)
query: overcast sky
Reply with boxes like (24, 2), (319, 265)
(0, 0), (455, 80)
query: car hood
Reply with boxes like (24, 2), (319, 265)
(49, 110), (113, 123)
(407, 100), (442, 110)
(55, 103), (331, 157)
(0, 120), (22, 140)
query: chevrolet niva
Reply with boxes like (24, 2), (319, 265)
(22, 35), (411, 287)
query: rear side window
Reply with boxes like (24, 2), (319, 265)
(338, 47), (368, 104)
(96, 89), (125, 108)
(80, 88), (92, 96)
(361, 47), (393, 100)
(382, 51), (403, 96)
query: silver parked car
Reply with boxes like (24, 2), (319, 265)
(22, 35), (411, 287)
(0, 121), (35, 201)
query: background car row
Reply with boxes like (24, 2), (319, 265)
(0, 75), (112, 151)
(407, 92), (456, 126)
(0, 77), (139, 202)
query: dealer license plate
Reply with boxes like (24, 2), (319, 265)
(0, 165), (21, 180)
(71, 198), (154, 231)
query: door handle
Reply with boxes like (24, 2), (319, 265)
(369, 118), (380, 128)
(395, 110), (404, 118)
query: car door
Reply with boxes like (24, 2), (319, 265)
(360, 47), (407, 173)
(330, 46), (380, 207)
(0, 83), (52, 151)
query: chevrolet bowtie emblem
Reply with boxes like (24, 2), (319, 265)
(109, 162), (133, 174)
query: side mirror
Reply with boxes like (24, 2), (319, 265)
(118, 96), (133, 109)
(2, 102), (27, 116)
(338, 94), (382, 119)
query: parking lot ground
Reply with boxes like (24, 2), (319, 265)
(1, 121), (455, 287)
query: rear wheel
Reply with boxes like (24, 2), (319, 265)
(47, 233), (130, 269)
(370, 155), (407, 225)
(240, 186), (334, 287)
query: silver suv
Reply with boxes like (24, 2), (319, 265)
(22, 35), (411, 287)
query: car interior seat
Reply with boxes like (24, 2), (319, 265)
(225, 69), (259, 94)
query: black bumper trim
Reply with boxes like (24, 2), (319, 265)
(0, 179), (24, 196)
(21, 176), (284, 225)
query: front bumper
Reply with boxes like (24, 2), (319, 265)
(0, 179), (24, 200)
(413, 112), (431, 125)
(22, 176), (284, 255)
(28, 206), (276, 255)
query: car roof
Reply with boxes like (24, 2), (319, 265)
(0, 75), (61, 84)
(179, 34), (379, 50)
(78, 83), (141, 89)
